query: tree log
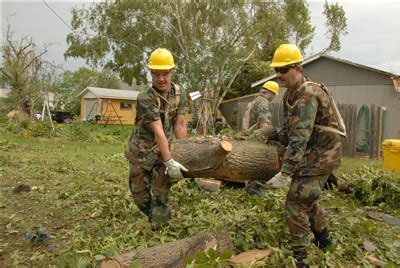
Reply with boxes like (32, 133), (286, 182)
(171, 136), (283, 182)
(101, 232), (233, 268)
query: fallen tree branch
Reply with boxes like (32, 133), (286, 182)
(101, 232), (233, 268)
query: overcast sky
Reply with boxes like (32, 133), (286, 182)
(1, 0), (400, 75)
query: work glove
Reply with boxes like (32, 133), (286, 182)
(253, 126), (279, 141)
(163, 158), (188, 180)
(265, 172), (291, 189)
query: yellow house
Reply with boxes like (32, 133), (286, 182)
(77, 87), (139, 125)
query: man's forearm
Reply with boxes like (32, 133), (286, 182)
(150, 120), (172, 161)
(154, 133), (171, 161)
(174, 115), (187, 139)
(175, 123), (187, 139)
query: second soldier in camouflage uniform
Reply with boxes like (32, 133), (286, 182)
(242, 81), (279, 196)
(125, 48), (188, 227)
(268, 44), (346, 268)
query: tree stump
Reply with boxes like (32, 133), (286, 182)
(171, 136), (282, 182)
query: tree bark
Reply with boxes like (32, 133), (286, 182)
(171, 136), (283, 182)
(101, 232), (233, 268)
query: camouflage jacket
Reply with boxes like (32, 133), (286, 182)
(279, 76), (342, 177)
(242, 95), (272, 131)
(126, 83), (188, 170)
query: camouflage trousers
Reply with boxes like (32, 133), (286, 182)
(284, 174), (330, 252)
(128, 160), (172, 226)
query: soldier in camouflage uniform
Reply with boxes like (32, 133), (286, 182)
(268, 44), (346, 268)
(242, 81), (279, 196)
(125, 48), (188, 227)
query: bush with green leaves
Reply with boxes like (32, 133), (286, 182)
(95, 132), (113, 143)
(63, 121), (93, 142)
(341, 166), (400, 209)
(59, 122), (132, 143)
(22, 121), (55, 137)
(5, 112), (30, 134)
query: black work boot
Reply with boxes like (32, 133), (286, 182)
(245, 181), (265, 197)
(312, 228), (332, 249)
(293, 249), (309, 268)
(323, 173), (338, 190)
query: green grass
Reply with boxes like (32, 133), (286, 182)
(0, 126), (399, 267)
(337, 156), (383, 175)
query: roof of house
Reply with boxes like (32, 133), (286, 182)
(251, 53), (398, 88)
(77, 87), (140, 100)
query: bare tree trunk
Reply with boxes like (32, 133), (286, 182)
(101, 232), (233, 268)
(171, 137), (282, 182)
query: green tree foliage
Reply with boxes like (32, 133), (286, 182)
(65, 1), (315, 114)
(227, 59), (272, 99)
(229, 0), (314, 100)
(231, 0), (347, 100)
(322, 1), (348, 52)
(284, 0), (315, 51)
(56, 67), (121, 116)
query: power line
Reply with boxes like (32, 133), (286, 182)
(41, 0), (141, 51)
(42, 0), (84, 37)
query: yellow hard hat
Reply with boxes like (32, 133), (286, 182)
(262, 81), (279, 95)
(269, 44), (303, 67)
(148, 48), (175, 70)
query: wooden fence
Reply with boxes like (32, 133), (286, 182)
(338, 103), (357, 156)
(219, 93), (388, 158)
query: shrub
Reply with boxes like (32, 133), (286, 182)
(5, 112), (30, 134)
(95, 132), (113, 143)
(22, 121), (54, 137)
(341, 166), (400, 209)
(64, 121), (92, 142)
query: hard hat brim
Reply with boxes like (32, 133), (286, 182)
(262, 88), (279, 95)
(269, 60), (302, 67)
(148, 64), (176, 70)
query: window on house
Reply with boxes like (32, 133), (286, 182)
(120, 102), (133, 110)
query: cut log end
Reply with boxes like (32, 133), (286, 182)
(101, 258), (124, 268)
(220, 140), (233, 152)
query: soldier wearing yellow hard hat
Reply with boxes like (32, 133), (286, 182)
(267, 44), (345, 267)
(241, 80), (279, 196)
(125, 48), (189, 229)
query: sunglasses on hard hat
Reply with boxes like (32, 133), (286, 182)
(274, 65), (295, 74)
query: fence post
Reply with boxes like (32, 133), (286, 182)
(342, 103), (351, 156)
(369, 104), (375, 159)
(350, 104), (357, 156)
(376, 106), (382, 160)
